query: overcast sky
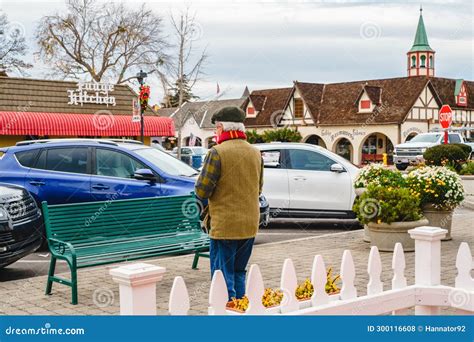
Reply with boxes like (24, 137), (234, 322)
(1, 0), (473, 104)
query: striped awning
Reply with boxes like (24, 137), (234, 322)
(0, 112), (175, 137)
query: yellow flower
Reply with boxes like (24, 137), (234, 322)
(377, 219), (382, 224)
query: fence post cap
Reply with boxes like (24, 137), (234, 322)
(109, 262), (166, 286)
(408, 226), (447, 241)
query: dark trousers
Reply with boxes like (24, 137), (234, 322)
(210, 238), (255, 300)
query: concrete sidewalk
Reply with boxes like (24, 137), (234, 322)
(0, 210), (472, 315)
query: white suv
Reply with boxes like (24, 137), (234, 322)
(255, 143), (359, 220)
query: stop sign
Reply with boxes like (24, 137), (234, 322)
(439, 105), (453, 129)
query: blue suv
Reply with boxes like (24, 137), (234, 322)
(0, 139), (269, 238)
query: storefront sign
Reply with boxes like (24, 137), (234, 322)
(321, 128), (366, 141)
(402, 127), (423, 138)
(68, 81), (116, 107)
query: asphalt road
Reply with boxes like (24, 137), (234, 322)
(0, 219), (360, 282)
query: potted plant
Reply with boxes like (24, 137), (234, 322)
(353, 164), (406, 242)
(406, 166), (464, 240)
(353, 184), (427, 252)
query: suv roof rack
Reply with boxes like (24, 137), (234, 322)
(107, 139), (144, 145)
(15, 138), (119, 146)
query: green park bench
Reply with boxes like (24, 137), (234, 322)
(42, 194), (209, 304)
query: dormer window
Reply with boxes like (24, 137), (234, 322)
(455, 80), (468, 107)
(360, 100), (371, 109)
(294, 98), (304, 118)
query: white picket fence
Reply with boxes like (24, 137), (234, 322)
(109, 227), (474, 316)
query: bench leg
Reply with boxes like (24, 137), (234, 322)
(192, 252), (200, 269)
(45, 256), (57, 295)
(70, 264), (78, 305)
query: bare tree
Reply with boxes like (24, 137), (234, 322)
(158, 8), (208, 159)
(0, 12), (32, 74)
(36, 0), (167, 83)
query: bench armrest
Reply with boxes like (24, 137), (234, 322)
(48, 237), (77, 259)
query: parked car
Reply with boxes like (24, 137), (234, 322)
(0, 139), (269, 239)
(0, 183), (43, 267)
(171, 146), (208, 167)
(393, 132), (466, 170)
(255, 143), (359, 220)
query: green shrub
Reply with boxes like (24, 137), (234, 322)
(460, 161), (474, 175)
(246, 129), (264, 144)
(452, 143), (472, 157)
(353, 184), (422, 225)
(423, 144), (469, 172)
(262, 128), (302, 143)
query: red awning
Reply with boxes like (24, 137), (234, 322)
(0, 112), (175, 137)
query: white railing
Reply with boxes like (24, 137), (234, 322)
(109, 227), (474, 316)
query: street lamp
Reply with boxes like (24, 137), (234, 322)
(136, 70), (148, 142)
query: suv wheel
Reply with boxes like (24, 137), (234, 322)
(395, 163), (408, 171)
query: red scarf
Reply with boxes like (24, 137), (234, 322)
(215, 130), (247, 144)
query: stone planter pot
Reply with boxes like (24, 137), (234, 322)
(354, 187), (366, 196)
(422, 204), (454, 241)
(363, 224), (370, 242)
(367, 218), (429, 252)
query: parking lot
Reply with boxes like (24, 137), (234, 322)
(0, 219), (360, 282)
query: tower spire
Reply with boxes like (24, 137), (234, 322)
(407, 7), (435, 77)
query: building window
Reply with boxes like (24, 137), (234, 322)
(411, 55), (416, 68)
(360, 100), (371, 109)
(294, 98), (304, 118)
(420, 55), (426, 68)
(429, 56), (433, 69)
(247, 106), (255, 115)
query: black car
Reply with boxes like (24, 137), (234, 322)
(0, 183), (43, 268)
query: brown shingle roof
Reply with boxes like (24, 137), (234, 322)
(364, 85), (382, 105)
(316, 76), (430, 125)
(429, 77), (474, 110)
(243, 87), (293, 128)
(0, 76), (156, 116)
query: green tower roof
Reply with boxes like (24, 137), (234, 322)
(409, 9), (434, 52)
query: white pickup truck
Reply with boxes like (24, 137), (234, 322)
(393, 132), (466, 170)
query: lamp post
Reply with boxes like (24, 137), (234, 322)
(136, 70), (148, 143)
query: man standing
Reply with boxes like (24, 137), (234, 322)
(195, 106), (263, 301)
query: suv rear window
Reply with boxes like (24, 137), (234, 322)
(15, 150), (39, 168)
(36, 148), (89, 174)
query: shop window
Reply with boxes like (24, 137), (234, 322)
(294, 98), (304, 118)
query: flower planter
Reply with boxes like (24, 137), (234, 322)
(422, 204), (453, 241)
(367, 218), (429, 252)
(363, 224), (370, 242)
